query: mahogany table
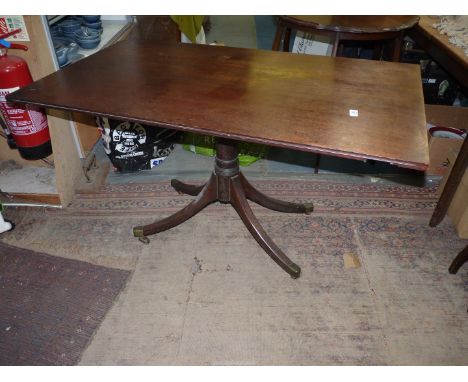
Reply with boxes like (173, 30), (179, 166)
(7, 40), (429, 278)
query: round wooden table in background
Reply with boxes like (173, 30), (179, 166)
(272, 15), (420, 61)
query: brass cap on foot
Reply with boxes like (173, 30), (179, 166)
(303, 202), (314, 215)
(133, 226), (144, 237)
(289, 263), (301, 279)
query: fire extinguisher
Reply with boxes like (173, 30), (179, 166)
(0, 28), (52, 160)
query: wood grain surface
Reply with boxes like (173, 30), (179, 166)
(7, 40), (429, 170)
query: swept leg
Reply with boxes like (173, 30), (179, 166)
(239, 172), (313, 215)
(449, 245), (468, 274)
(171, 179), (204, 196)
(230, 175), (301, 278)
(134, 174), (217, 238)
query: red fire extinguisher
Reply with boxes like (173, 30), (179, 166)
(0, 28), (52, 160)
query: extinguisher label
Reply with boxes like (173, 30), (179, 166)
(0, 86), (49, 136)
(0, 16), (30, 41)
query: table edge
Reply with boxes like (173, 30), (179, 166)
(6, 95), (428, 172)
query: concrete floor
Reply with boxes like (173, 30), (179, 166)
(0, 161), (56, 194)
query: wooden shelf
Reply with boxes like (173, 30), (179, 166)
(46, 15), (67, 25)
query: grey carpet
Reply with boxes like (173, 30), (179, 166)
(0, 241), (130, 365)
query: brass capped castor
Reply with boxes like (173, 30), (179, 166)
(289, 263), (301, 279)
(139, 236), (150, 245)
(133, 226), (149, 244)
(133, 226), (144, 237)
(303, 202), (314, 215)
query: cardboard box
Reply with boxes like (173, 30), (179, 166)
(438, 134), (467, 239)
(427, 137), (463, 176)
(425, 104), (468, 176)
(435, 145), (464, 196)
(426, 104), (468, 239)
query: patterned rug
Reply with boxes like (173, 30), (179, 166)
(1, 178), (467, 365)
(68, 179), (438, 216)
(0, 242), (130, 365)
(3, 179), (440, 272)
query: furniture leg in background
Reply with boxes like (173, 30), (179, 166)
(430, 136), (468, 273)
(449, 245), (468, 274)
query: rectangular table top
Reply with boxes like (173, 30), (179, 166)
(8, 39), (429, 170)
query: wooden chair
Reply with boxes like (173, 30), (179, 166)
(272, 16), (420, 60)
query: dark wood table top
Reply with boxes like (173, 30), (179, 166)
(281, 16), (420, 33)
(7, 39), (429, 170)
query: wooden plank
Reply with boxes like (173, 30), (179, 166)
(7, 39), (429, 171)
(46, 109), (84, 205)
(2, 192), (61, 205)
(71, 112), (100, 156)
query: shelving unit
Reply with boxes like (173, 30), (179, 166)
(79, 19), (134, 58)
(46, 15), (67, 25)
(48, 16), (134, 67)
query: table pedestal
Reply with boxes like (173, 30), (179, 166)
(133, 138), (314, 278)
